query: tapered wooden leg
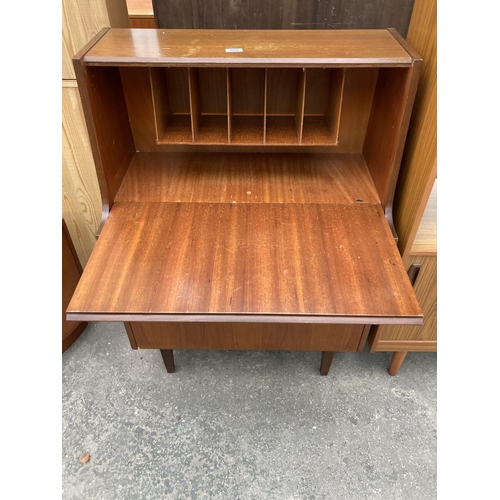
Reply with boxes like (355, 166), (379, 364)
(160, 349), (175, 373)
(388, 351), (407, 376)
(320, 351), (335, 375)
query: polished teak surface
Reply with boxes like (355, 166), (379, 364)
(83, 29), (411, 66)
(67, 29), (422, 373)
(69, 200), (420, 323)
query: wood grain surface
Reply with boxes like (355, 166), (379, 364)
(63, 0), (129, 79)
(73, 63), (136, 224)
(393, 0), (437, 261)
(129, 322), (364, 351)
(83, 29), (413, 67)
(115, 152), (380, 204)
(67, 201), (422, 323)
(62, 85), (102, 266)
(362, 64), (421, 211)
(376, 340), (436, 352)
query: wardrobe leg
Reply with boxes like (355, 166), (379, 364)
(388, 351), (407, 376)
(320, 351), (335, 375)
(160, 349), (175, 373)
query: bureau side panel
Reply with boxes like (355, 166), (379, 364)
(74, 46), (136, 229)
(363, 62), (421, 211)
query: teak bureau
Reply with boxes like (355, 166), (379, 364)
(67, 28), (423, 375)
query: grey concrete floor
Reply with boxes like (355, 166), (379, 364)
(62, 322), (437, 500)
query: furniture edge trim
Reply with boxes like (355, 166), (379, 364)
(62, 80), (79, 88)
(372, 340), (437, 352)
(83, 58), (414, 68)
(72, 27), (111, 63)
(66, 312), (423, 325)
(387, 28), (423, 62)
(409, 250), (437, 257)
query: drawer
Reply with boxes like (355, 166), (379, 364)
(128, 322), (366, 352)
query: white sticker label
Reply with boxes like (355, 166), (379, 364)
(225, 48), (243, 53)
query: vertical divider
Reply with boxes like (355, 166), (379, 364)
(149, 67), (170, 143)
(327, 69), (346, 144)
(263, 68), (268, 144)
(227, 68), (232, 143)
(188, 67), (200, 142)
(295, 68), (306, 143)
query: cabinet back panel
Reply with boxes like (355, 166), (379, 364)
(304, 68), (334, 115)
(165, 67), (190, 114)
(115, 152), (381, 205)
(266, 68), (300, 115)
(196, 68), (228, 114)
(230, 68), (266, 116)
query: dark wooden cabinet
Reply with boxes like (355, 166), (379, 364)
(66, 28), (422, 374)
(153, 0), (415, 37)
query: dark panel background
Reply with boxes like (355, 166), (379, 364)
(153, 0), (415, 37)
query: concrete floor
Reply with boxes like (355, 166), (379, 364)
(62, 322), (437, 499)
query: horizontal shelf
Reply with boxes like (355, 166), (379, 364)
(302, 116), (336, 145)
(160, 115), (192, 143)
(115, 152), (381, 204)
(195, 115), (228, 144)
(265, 116), (299, 144)
(230, 115), (264, 144)
(67, 201), (422, 323)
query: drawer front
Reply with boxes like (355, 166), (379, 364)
(129, 322), (365, 352)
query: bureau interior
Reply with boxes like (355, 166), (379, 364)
(82, 62), (413, 215)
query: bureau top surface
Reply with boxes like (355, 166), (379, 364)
(82, 28), (414, 67)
